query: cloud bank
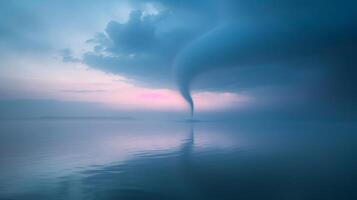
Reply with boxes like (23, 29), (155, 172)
(1, 0), (356, 120)
(81, 0), (357, 119)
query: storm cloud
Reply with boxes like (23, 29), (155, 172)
(82, 0), (357, 119)
(1, 0), (356, 120)
(83, 7), (212, 87)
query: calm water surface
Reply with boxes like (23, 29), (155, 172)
(0, 120), (356, 200)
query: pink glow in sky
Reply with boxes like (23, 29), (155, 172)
(140, 92), (169, 100)
(0, 57), (252, 112)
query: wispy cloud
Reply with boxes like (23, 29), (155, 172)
(60, 89), (106, 93)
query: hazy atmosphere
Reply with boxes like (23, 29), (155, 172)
(0, 1), (356, 199)
(1, 0), (356, 120)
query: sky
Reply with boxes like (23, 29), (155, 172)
(0, 0), (356, 120)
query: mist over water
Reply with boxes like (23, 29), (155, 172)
(0, 1), (356, 199)
(0, 120), (356, 200)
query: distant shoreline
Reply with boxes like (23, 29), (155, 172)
(0, 116), (135, 121)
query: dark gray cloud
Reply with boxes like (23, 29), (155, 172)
(105, 10), (158, 54)
(174, 19), (357, 115)
(83, 8), (212, 88)
(82, 0), (357, 119)
(2, 0), (354, 119)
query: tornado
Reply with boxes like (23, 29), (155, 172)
(173, 17), (357, 117)
(173, 24), (245, 117)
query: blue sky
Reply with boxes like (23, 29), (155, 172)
(0, 0), (356, 120)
